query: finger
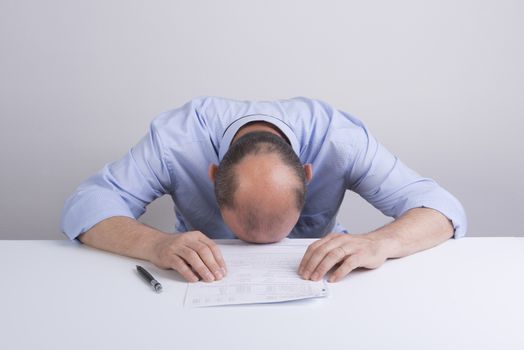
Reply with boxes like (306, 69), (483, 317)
(190, 241), (224, 280)
(199, 236), (227, 274)
(169, 255), (200, 282)
(328, 255), (361, 283)
(299, 234), (340, 275)
(300, 233), (339, 264)
(301, 236), (350, 279)
(300, 237), (335, 278)
(178, 246), (215, 282)
(309, 243), (355, 281)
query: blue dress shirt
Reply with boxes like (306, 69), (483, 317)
(61, 96), (467, 240)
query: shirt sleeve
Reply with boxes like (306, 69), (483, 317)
(60, 123), (172, 240)
(345, 123), (468, 238)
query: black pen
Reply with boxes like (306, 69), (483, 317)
(136, 265), (163, 293)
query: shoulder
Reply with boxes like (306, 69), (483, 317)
(279, 97), (370, 143)
(148, 96), (235, 132)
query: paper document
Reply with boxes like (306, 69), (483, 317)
(184, 240), (329, 307)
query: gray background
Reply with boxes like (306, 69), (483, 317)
(1, 0), (522, 239)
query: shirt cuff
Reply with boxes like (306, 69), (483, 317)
(60, 191), (137, 240)
(397, 194), (468, 239)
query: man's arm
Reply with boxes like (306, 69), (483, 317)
(297, 109), (466, 282)
(299, 207), (452, 282)
(79, 216), (226, 282)
(61, 101), (227, 282)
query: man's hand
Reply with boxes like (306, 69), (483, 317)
(148, 231), (227, 283)
(78, 217), (228, 283)
(298, 208), (455, 283)
(298, 233), (389, 283)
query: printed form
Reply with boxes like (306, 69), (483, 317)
(184, 239), (329, 307)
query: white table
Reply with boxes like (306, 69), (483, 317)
(1, 238), (523, 350)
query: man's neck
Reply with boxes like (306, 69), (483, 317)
(232, 121), (289, 145)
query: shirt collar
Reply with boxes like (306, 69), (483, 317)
(219, 114), (300, 161)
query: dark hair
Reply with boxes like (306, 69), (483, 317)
(215, 131), (306, 210)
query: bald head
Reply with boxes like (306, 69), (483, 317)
(223, 153), (302, 242)
(212, 131), (310, 243)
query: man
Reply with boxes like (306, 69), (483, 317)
(61, 96), (467, 283)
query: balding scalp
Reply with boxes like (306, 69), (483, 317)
(215, 131), (306, 211)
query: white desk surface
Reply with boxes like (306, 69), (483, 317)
(1, 238), (523, 350)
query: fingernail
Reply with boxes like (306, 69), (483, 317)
(214, 270), (223, 279)
(311, 273), (319, 281)
(205, 272), (215, 282)
(221, 267), (227, 276)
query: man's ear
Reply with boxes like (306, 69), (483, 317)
(303, 164), (313, 183)
(208, 164), (219, 183)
